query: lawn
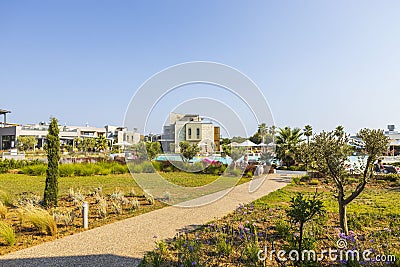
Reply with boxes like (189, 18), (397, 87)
(0, 173), (141, 197)
(159, 172), (251, 187)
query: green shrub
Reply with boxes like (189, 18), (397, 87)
(59, 164), (75, 177)
(97, 166), (111, 175)
(275, 219), (291, 238)
(0, 221), (16, 246)
(130, 164), (143, 173)
(22, 164), (47, 176)
(309, 179), (319, 185)
(229, 168), (242, 177)
(151, 161), (162, 172)
(300, 175), (310, 182)
(376, 173), (400, 182)
(0, 159), (44, 174)
(246, 171), (253, 178)
(292, 177), (301, 185)
(216, 233), (233, 256)
(141, 162), (155, 173)
(111, 163), (128, 174)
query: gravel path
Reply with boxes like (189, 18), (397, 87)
(0, 174), (292, 267)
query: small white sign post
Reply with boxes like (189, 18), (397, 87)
(82, 201), (89, 229)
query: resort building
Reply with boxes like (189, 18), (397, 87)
(0, 109), (140, 150)
(161, 113), (221, 154)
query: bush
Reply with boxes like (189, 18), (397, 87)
(0, 159), (44, 174)
(300, 175), (310, 182)
(151, 161), (162, 172)
(141, 162), (156, 173)
(375, 174), (399, 182)
(22, 164), (47, 176)
(24, 207), (57, 236)
(275, 219), (291, 238)
(145, 193), (155, 205)
(309, 179), (319, 185)
(0, 221), (16, 246)
(111, 163), (128, 174)
(59, 164), (75, 177)
(96, 198), (107, 218)
(52, 208), (75, 226)
(130, 164), (143, 173)
(131, 198), (140, 210)
(246, 171), (253, 178)
(229, 168), (242, 177)
(292, 177), (301, 185)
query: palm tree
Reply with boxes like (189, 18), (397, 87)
(258, 123), (268, 144)
(96, 135), (108, 152)
(276, 127), (303, 167)
(303, 125), (313, 145)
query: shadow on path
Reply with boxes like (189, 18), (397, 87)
(0, 254), (141, 267)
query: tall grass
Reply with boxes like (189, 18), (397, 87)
(24, 207), (57, 236)
(0, 190), (13, 207)
(0, 221), (16, 246)
(0, 201), (7, 218)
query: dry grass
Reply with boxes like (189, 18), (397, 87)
(24, 207), (57, 236)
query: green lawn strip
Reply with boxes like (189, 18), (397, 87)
(0, 173), (140, 197)
(159, 172), (251, 187)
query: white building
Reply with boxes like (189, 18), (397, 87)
(161, 113), (220, 153)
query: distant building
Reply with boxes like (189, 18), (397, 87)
(0, 109), (140, 150)
(385, 124), (400, 140)
(161, 113), (220, 153)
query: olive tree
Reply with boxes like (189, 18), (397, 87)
(310, 127), (388, 234)
(179, 141), (199, 162)
(146, 141), (162, 160)
(17, 136), (37, 151)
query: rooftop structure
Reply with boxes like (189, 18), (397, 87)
(0, 109), (11, 128)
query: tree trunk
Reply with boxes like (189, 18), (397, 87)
(338, 198), (348, 235)
(298, 222), (304, 255)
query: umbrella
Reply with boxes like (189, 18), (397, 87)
(237, 140), (258, 147)
(113, 141), (133, 146)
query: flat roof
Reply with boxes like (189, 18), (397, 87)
(0, 109), (11, 115)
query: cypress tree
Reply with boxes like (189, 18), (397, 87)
(43, 117), (60, 207)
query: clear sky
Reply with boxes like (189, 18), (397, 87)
(1, 1), (399, 136)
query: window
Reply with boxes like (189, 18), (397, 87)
(1, 135), (16, 150)
(196, 128), (200, 139)
(188, 128), (192, 139)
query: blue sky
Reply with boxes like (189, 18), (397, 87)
(1, 1), (399, 136)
